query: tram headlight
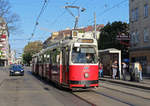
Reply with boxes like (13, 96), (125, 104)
(84, 73), (89, 78)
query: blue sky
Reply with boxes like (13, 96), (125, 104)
(9, 0), (129, 57)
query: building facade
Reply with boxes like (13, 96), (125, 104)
(0, 17), (10, 66)
(16, 57), (22, 65)
(129, 0), (150, 74)
(9, 50), (16, 64)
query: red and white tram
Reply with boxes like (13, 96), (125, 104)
(32, 31), (99, 89)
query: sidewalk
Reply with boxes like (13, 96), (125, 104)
(99, 76), (150, 90)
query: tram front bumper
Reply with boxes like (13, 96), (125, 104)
(69, 80), (99, 88)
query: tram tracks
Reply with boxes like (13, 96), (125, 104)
(101, 86), (150, 100)
(99, 81), (150, 100)
(73, 83), (150, 106)
(71, 91), (96, 106)
(102, 81), (150, 93)
(73, 89), (134, 106)
(92, 90), (134, 106)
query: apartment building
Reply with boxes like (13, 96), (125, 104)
(0, 17), (10, 66)
(129, 0), (150, 74)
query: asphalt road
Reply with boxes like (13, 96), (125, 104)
(0, 67), (91, 106)
(1, 67), (150, 106)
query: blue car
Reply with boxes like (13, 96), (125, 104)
(9, 65), (24, 76)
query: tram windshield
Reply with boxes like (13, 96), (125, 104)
(71, 47), (98, 64)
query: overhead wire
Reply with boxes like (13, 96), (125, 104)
(88, 0), (128, 24)
(28, 0), (49, 41)
(47, 0), (78, 28)
(9, 39), (28, 41)
(71, 0), (78, 5)
(28, 0), (78, 39)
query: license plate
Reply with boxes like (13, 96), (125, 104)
(15, 72), (20, 74)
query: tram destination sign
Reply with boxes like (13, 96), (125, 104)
(78, 39), (93, 43)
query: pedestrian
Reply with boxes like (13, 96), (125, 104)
(99, 63), (103, 78)
(138, 62), (143, 81)
(122, 62), (127, 80)
(129, 63), (134, 81)
(112, 60), (118, 79)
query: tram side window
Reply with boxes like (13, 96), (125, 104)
(45, 51), (51, 64)
(51, 53), (56, 65)
(51, 49), (60, 65)
(43, 54), (47, 63)
(43, 54), (50, 63)
(34, 57), (37, 64)
(37, 57), (40, 64)
(39, 55), (42, 63)
(32, 58), (34, 64)
(49, 54), (52, 64)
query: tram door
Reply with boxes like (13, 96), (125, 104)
(62, 47), (69, 84)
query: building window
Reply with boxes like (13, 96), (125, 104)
(144, 4), (148, 17)
(144, 28), (149, 42)
(135, 8), (138, 21)
(135, 31), (139, 43)
(131, 31), (139, 46)
(131, 32), (134, 45)
(131, 10), (135, 22)
(131, 32), (135, 45)
(131, 8), (138, 22)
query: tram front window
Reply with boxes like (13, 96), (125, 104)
(72, 47), (98, 64)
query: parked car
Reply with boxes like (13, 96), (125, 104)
(9, 65), (24, 76)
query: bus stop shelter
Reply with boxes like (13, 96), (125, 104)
(98, 48), (122, 79)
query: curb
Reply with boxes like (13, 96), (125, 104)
(99, 78), (150, 90)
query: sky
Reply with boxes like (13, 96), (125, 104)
(8, 0), (129, 57)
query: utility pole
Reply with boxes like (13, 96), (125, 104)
(94, 12), (96, 33)
(94, 12), (97, 39)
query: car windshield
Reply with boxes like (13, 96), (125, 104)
(12, 65), (23, 70)
(71, 47), (98, 64)
(18, 65), (23, 69)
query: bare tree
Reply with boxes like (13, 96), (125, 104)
(0, 0), (20, 33)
